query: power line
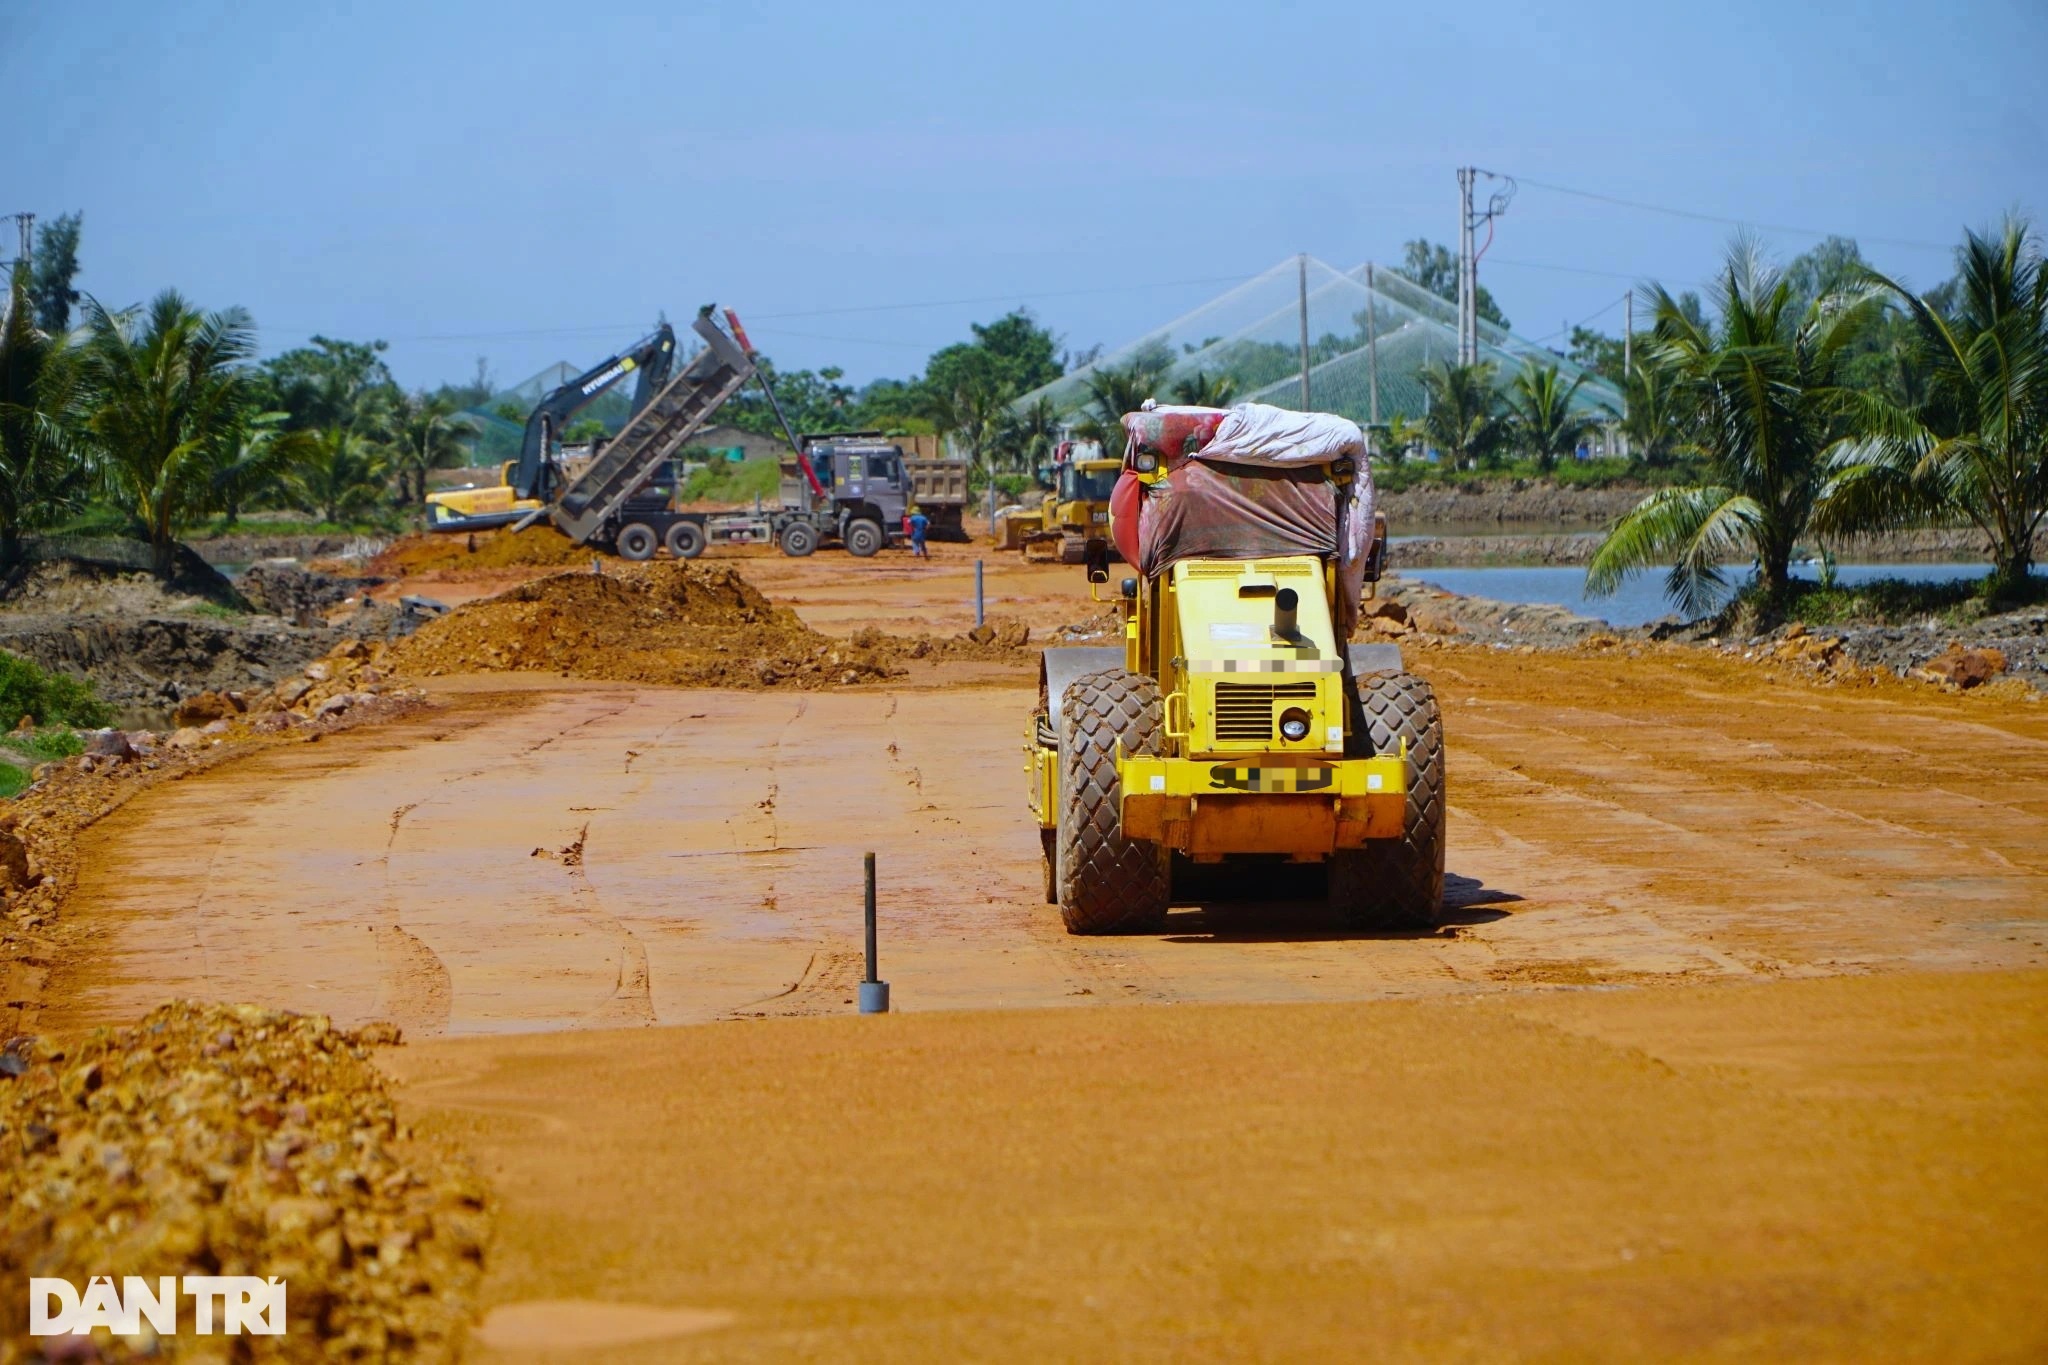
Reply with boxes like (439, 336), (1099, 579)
(1528, 292), (1629, 346)
(261, 270), (1269, 346)
(1511, 174), (1953, 253)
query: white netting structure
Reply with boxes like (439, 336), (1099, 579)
(1017, 256), (1621, 426)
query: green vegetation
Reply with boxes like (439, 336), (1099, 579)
(1817, 218), (2048, 599)
(1585, 220), (2048, 617)
(0, 652), (110, 729)
(677, 456), (781, 505)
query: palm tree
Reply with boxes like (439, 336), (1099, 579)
(381, 391), (474, 507)
(1505, 360), (1594, 471)
(205, 410), (318, 528)
(1618, 360), (1684, 467)
(1588, 238), (1883, 616)
(1817, 217), (2048, 600)
(1419, 360), (1507, 468)
(1073, 354), (1171, 451)
(76, 290), (260, 576)
(1171, 371), (1238, 408)
(0, 264), (89, 567)
(994, 394), (1060, 476)
(285, 429), (388, 527)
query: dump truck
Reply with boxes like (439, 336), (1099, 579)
(1026, 403), (1437, 935)
(428, 311), (969, 560)
(991, 440), (1123, 563)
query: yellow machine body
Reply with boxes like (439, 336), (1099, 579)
(425, 462), (544, 530)
(1029, 552), (1405, 862)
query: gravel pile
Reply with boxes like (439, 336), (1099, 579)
(1, 1002), (486, 1361)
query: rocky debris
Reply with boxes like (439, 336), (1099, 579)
(0, 616), (329, 718)
(1391, 533), (1605, 569)
(1374, 576), (1602, 649)
(1910, 641), (2009, 689)
(171, 690), (247, 726)
(237, 561), (385, 625)
(964, 618), (1031, 649)
(0, 1001), (486, 1360)
(389, 561), (904, 690)
(1770, 623), (1847, 669)
(82, 729), (136, 761)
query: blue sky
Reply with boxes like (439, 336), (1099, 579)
(8, 0), (2044, 392)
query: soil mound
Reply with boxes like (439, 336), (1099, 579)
(372, 527), (593, 576)
(0, 554), (248, 616)
(389, 562), (900, 688)
(0, 1002), (486, 1357)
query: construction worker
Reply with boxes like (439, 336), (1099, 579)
(907, 504), (930, 560)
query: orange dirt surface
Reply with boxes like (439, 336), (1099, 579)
(383, 970), (2047, 1361)
(34, 566), (2048, 1357)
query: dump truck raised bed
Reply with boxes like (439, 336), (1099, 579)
(1026, 403), (1436, 935)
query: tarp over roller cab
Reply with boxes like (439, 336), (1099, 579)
(1112, 403), (1376, 636)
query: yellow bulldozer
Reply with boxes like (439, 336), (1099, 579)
(992, 444), (1124, 564)
(1026, 404), (1441, 934)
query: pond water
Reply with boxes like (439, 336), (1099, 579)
(1404, 563), (2005, 628)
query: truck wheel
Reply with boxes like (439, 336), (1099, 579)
(617, 523), (658, 561)
(779, 522), (818, 557)
(1329, 670), (1446, 930)
(1040, 828), (1058, 904)
(1057, 668), (1169, 934)
(665, 521), (706, 559)
(845, 519), (884, 558)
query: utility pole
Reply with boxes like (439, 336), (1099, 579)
(1365, 262), (1380, 427)
(1621, 287), (1634, 460)
(2, 213), (31, 333)
(1456, 169), (1474, 366)
(1297, 253), (1311, 409)
(1455, 168), (1515, 367)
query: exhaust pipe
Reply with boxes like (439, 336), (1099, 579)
(1274, 587), (1298, 639)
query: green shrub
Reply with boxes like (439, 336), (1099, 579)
(1, 729), (84, 763)
(678, 457), (781, 505)
(0, 652), (111, 729)
(0, 764), (27, 800)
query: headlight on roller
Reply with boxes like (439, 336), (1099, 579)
(1133, 452), (1159, 473)
(1278, 707), (1311, 743)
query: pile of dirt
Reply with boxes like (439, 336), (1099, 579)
(371, 528), (594, 577)
(389, 561), (902, 688)
(0, 1002), (487, 1359)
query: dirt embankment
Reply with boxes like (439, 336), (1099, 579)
(388, 560), (1035, 689)
(1378, 480), (1649, 528)
(1, 1003), (487, 1361)
(369, 528), (593, 576)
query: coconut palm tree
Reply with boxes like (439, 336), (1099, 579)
(1588, 237), (1883, 616)
(1419, 360), (1507, 468)
(0, 264), (89, 567)
(1618, 359), (1684, 467)
(1072, 353), (1171, 452)
(381, 391), (474, 507)
(1504, 360), (1594, 471)
(1816, 217), (2048, 600)
(76, 290), (260, 576)
(205, 410), (318, 528)
(285, 429), (389, 527)
(1171, 371), (1238, 408)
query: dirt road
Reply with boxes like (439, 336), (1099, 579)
(385, 969), (2048, 1361)
(49, 645), (2048, 1037)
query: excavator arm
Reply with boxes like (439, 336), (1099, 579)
(512, 323), (678, 500)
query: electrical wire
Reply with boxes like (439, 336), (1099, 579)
(1527, 292), (1629, 346)
(1510, 174), (1952, 253)
(260, 270), (1269, 346)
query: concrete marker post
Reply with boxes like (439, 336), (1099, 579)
(858, 850), (890, 1013)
